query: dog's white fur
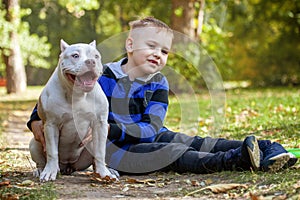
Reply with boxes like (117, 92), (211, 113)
(29, 40), (116, 182)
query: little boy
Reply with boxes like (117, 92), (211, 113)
(28, 17), (297, 175)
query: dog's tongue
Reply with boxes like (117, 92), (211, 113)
(77, 72), (96, 86)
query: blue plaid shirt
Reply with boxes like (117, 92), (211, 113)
(101, 58), (169, 168)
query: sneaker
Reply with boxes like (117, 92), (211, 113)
(243, 135), (261, 170)
(224, 135), (260, 171)
(260, 142), (290, 172)
(258, 140), (271, 152)
(282, 152), (298, 169)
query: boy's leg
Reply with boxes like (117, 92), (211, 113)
(71, 148), (94, 173)
(117, 142), (189, 174)
(156, 130), (296, 171)
(167, 135), (260, 173)
(156, 130), (242, 152)
(29, 138), (47, 177)
(117, 135), (259, 174)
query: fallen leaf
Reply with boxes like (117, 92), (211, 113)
(206, 183), (247, 193)
(191, 180), (200, 186)
(0, 180), (10, 187)
(0, 193), (19, 200)
(293, 180), (300, 189)
(122, 186), (129, 192)
(125, 178), (156, 184)
(157, 182), (165, 188)
(18, 180), (34, 186)
(205, 178), (213, 185)
(249, 192), (264, 200)
(185, 183), (248, 196)
(90, 173), (117, 184)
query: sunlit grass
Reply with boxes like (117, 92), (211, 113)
(0, 86), (43, 102)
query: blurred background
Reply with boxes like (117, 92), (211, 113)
(0, 0), (299, 94)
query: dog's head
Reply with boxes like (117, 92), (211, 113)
(58, 39), (103, 93)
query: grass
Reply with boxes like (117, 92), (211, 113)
(0, 86), (299, 199)
(0, 147), (57, 199)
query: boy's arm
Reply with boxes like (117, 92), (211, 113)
(27, 104), (46, 151)
(27, 104), (41, 131)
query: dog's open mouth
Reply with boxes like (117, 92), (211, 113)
(66, 71), (98, 92)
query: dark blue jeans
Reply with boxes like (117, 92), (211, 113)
(116, 129), (245, 174)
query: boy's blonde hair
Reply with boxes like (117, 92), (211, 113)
(129, 17), (173, 37)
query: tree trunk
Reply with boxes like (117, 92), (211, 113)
(3, 0), (27, 94)
(196, 0), (205, 36)
(171, 0), (196, 40)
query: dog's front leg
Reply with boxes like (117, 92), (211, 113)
(40, 122), (60, 182)
(93, 120), (116, 179)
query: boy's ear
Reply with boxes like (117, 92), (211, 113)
(125, 37), (134, 53)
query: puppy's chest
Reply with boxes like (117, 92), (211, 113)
(58, 111), (94, 142)
(59, 108), (96, 127)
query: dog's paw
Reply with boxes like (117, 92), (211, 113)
(39, 164), (60, 182)
(32, 168), (43, 178)
(95, 166), (118, 181)
(108, 167), (120, 178)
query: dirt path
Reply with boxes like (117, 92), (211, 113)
(2, 110), (32, 150)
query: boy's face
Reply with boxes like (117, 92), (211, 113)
(126, 27), (173, 76)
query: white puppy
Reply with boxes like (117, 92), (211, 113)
(29, 40), (117, 182)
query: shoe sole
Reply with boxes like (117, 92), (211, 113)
(246, 136), (260, 170)
(268, 153), (290, 172)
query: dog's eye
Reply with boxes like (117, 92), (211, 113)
(72, 54), (79, 59)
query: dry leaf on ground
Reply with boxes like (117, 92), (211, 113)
(186, 183), (248, 196)
(0, 180), (10, 187)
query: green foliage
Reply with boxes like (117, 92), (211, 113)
(1, 0), (298, 86)
(20, 0), (172, 84)
(0, 9), (12, 77)
(199, 1), (233, 79)
(225, 0), (300, 86)
(58, 0), (100, 14)
(0, 1), (51, 78)
(19, 22), (51, 69)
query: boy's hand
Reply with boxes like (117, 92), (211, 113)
(80, 127), (93, 147)
(31, 120), (46, 152)
(79, 124), (110, 147)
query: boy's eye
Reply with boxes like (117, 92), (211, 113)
(147, 43), (155, 49)
(162, 50), (169, 55)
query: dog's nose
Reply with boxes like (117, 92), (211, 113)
(85, 59), (96, 68)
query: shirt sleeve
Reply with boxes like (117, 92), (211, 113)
(26, 104), (41, 131)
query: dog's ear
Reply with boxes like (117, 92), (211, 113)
(60, 39), (69, 52)
(89, 40), (96, 48)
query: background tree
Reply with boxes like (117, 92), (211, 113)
(1, 0), (26, 94)
(0, 0), (50, 93)
(171, 0), (196, 40)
